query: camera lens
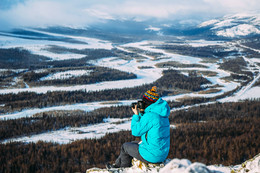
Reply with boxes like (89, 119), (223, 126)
(137, 100), (145, 109)
(131, 102), (137, 108)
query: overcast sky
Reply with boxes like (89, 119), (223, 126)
(0, 0), (259, 30)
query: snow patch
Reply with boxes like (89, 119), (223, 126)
(185, 39), (224, 47)
(40, 70), (93, 81)
(3, 118), (131, 144)
(199, 19), (220, 27)
(225, 86), (260, 101)
(85, 154), (260, 173)
(145, 26), (161, 32)
(0, 100), (133, 120)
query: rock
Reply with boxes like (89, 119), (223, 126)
(131, 158), (165, 172)
(86, 153), (260, 173)
(186, 163), (211, 173)
(231, 153), (260, 173)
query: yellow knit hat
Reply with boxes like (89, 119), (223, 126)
(143, 86), (159, 103)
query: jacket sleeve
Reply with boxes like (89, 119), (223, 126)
(131, 113), (153, 137)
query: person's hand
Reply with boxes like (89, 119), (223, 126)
(132, 104), (138, 115)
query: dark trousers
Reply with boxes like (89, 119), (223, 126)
(115, 141), (148, 167)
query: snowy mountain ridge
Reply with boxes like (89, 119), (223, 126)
(1, 12), (260, 40)
(199, 12), (260, 37)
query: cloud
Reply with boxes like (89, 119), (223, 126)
(0, 0), (97, 29)
(0, 0), (259, 30)
(0, 0), (100, 30)
(203, 0), (260, 13)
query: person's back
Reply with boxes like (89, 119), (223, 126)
(132, 97), (170, 163)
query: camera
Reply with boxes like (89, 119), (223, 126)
(131, 100), (146, 110)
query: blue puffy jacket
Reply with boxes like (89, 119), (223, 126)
(131, 98), (170, 163)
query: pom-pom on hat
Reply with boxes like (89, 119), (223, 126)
(143, 86), (159, 103)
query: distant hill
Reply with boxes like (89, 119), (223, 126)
(198, 12), (260, 38)
(1, 12), (259, 43)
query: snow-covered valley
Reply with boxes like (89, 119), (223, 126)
(1, 27), (260, 144)
(0, 24), (260, 173)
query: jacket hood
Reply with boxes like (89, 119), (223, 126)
(145, 98), (170, 117)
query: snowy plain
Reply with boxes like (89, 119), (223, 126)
(1, 33), (260, 144)
(0, 40), (239, 95)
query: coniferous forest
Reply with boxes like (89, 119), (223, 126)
(0, 69), (210, 114)
(0, 47), (258, 173)
(0, 100), (259, 173)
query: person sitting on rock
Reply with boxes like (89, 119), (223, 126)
(107, 86), (171, 168)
